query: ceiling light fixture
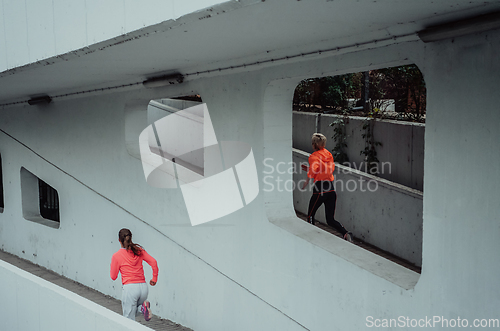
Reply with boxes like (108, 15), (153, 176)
(28, 95), (52, 105)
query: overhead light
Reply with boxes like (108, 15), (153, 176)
(418, 11), (500, 43)
(28, 95), (52, 105)
(143, 73), (184, 88)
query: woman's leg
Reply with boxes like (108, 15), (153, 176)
(136, 283), (149, 318)
(324, 191), (349, 236)
(122, 284), (142, 320)
(307, 193), (324, 225)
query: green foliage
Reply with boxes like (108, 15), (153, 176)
(293, 74), (357, 112)
(374, 64), (427, 121)
(321, 75), (357, 110)
(360, 118), (382, 174)
(329, 112), (350, 164)
(293, 78), (317, 111)
(293, 64), (426, 122)
(297, 64), (425, 176)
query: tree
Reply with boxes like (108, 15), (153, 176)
(376, 65), (427, 121)
(293, 64), (426, 122)
(293, 74), (356, 112)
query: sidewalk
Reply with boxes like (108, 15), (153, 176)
(0, 249), (193, 331)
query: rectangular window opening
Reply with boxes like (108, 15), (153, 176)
(144, 95), (209, 186)
(291, 64), (425, 275)
(21, 167), (60, 229)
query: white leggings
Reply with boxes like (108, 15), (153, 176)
(122, 282), (149, 320)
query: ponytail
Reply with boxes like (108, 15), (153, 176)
(118, 228), (143, 256)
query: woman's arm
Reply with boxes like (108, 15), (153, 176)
(142, 250), (159, 286)
(301, 158), (313, 189)
(301, 177), (311, 190)
(110, 254), (119, 281)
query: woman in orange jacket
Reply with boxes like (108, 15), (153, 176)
(302, 133), (353, 242)
(110, 228), (159, 321)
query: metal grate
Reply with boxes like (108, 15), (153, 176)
(38, 179), (59, 222)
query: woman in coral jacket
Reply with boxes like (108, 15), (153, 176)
(110, 228), (159, 321)
(301, 133), (353, 242)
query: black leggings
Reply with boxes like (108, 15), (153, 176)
(307, 182), (349, 236)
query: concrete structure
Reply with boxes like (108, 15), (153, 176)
(0, 259), (153, 331)
(1, 1), (500, 330)
(293, 112), (425, 191)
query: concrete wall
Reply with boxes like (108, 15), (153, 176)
(262, 28), (500, 329)
(0, 0), (230, 72)
(422, 28), (500, 322)
(293, 112), (425, 191)
(292, 149), (423, 267)
(1, 26), (500, 331)
(0, 260), (152, 331)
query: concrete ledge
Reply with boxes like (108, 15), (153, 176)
(268, 215), (420, 290)
(0, 260), (153, 331)
(293, 148), (423, 198)
(23, 214), (60, 229)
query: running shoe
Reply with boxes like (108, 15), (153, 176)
(344, 232), (353, 243)
(142, 300), (152, 321)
